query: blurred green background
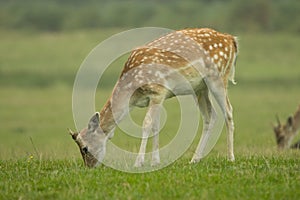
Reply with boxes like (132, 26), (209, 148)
(0, 0), (300, 160)
(1, 0), (300, 33)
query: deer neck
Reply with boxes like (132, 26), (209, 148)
(99, 100), (117, 134)
(99, 93), (129, 134)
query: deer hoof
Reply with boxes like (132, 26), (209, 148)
(189, 158), (201, 164)
(228, 155), (235, 162)
(134, 156), (144, 167)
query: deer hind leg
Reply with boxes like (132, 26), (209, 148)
(134, 100), (162, 167)
(200, 77), (235, 162)
(226, 95), (235, 161)
(190, 88), (216, 163)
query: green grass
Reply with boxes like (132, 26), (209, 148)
(1, 29), (300, 199)
(1, 155), (300, 200)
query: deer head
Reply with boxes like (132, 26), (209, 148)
(273, 115), (295, 149)
(68, 112), (109, 167)
(273, 105), (300, 149)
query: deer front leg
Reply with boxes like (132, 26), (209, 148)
(134, 110), (152, 167)
(151, 104), (161, 166)
(134, 103), (161, 167)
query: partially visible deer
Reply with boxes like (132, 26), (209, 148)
(69, 28), (238, 168)
(273, 105), (300, 149)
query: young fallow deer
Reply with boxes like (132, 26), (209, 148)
(69, 28), (238, 168)
(273, 105), (300, 149)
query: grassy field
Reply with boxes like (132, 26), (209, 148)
(0, 29), (300, 199)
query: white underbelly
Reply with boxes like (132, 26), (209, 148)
(165, 75), (206, 96)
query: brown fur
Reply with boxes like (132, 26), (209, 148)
(69, 28), (239, 167)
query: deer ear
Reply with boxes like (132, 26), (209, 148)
(287, 116), (293, 126)
(68, 128), (78, 140)
(88, 112), (100, 131)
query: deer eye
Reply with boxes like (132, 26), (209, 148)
(82, 146), (88, 153)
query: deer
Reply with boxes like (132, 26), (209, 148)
(68, 28), (238, 168)
(273, 105), (300, 149)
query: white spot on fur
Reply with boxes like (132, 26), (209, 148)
(155, 71), (164, 78)
(217, 61), (222, 68)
